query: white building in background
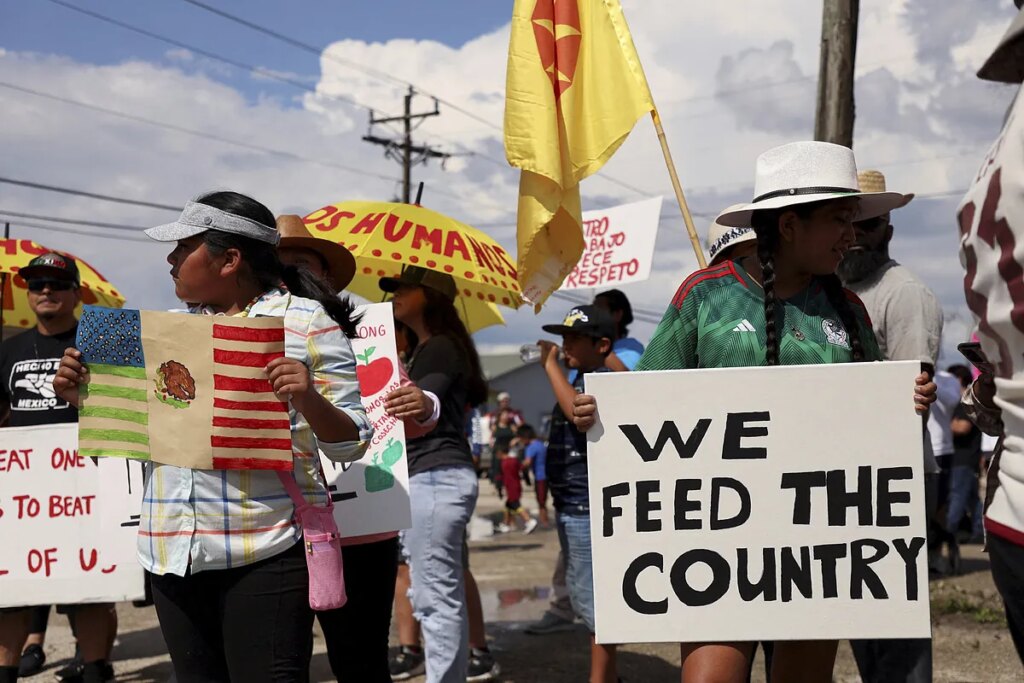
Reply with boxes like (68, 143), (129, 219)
(480, 353), (566, 439)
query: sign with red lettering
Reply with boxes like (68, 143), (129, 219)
(561, 197), (663, 291)
(0, 424), (145, 607)
(320, 303), (411, 538)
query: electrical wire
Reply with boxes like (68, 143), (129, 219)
(0, 219), (153, 243)
(0, 176), (181, 212)
(0, 209), (147, 231)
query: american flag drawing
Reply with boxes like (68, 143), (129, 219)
(78, 306), (293, 471)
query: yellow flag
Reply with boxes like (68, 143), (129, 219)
(505, 0), (654, 307)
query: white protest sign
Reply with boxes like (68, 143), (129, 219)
(586, 361), (929, 644)
(321, 303), (411, 538)
(561, 196), (663, 291)
(0, 424), (145, 607)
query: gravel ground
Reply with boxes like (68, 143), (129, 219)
(24, 483), (1024, 682)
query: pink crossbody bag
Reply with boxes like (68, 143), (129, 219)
(277, 469), (347, 611)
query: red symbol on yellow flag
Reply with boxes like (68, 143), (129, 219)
(532, 0), (582, 99)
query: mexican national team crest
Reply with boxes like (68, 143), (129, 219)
(822, 319), (851, 349)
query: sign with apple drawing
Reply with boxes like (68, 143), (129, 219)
(319, 303), (412, 538)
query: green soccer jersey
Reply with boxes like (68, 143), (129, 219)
(637, 259), (882, 371)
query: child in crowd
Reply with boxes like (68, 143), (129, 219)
(538, 305), (618, 683)
(497, 444), (539, 534)
(518, 425), (549, 527)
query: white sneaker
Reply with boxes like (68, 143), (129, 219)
(523, 518), (539, 535)
(496, 523), (512, 534)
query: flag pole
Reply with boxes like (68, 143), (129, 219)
(650, 109), (707, 269)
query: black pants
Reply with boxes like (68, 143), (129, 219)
(990, 533), (1024, 663)
(316, 537), (400, 682)
(151, 542), (313, 683)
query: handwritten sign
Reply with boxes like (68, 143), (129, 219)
(585, 362), (929, 643)
(0, 424), (144, 607)
(561, 196), (663, 291)
(320, 303), (411, 538)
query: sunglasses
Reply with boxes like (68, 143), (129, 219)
(27, 278), (77, 293)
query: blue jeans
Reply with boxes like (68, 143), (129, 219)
(401, 465), (478, 683)
(947, 464), (984, 537)
(556, 510), (596, 632)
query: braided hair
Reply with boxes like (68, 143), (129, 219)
(750, 201), (866, 366)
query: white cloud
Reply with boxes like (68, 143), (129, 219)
(0, 0), (1018, 364)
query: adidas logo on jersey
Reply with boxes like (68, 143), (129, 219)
(732, 320), (756, 332)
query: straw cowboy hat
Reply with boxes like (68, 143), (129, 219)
(706, 205), (756, 265)
(857, 170), (914, 209)
(979, 0), (1024, 83)
(715, 141), (906, 228)
(276, 214), (356, 292)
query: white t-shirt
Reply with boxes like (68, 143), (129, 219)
(958, 83), (1024, 542)
(927, 371), (962, 458)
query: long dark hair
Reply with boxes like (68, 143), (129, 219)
(196, 191), (359, 338)
(419, 287), (488, 406)
(750, 201), (865, 366)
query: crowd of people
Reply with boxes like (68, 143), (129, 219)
(0, 2), (1022, 683)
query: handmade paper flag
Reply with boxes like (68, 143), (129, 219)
(76, 306), (293, 471)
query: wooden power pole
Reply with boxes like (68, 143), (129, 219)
(814, 0), (859, 148)
(363, 86), (451, 204)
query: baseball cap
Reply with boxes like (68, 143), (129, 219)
(146, 198), (280, 245)
(380, 266), (457, 301)
(542, 305), (616, 340)
(20, 252), (80, 284)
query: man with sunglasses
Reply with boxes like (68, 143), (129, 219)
(838, 173), (943, 683)
(0, 253), (117, 683)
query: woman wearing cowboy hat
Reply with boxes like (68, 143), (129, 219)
(572, 141), (938, 682)
(276, 215), (441, 683)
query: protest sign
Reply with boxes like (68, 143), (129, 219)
(561, 196), (663, 291)
(77, 306), (292, 471)
(586, 361), (929, 643)
(0, 423), (144, 607)
(321, 303), (411, 538)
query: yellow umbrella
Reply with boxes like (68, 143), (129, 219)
(302, 202), (520, 332)
(0, 239), (126, 329)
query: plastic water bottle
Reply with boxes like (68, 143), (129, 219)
(520, 343), (542, 364)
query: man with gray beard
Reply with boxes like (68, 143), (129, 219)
(840, 170), (943, 683)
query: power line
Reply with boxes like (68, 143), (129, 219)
(0, 176), (181, 212)
(0, 80), (401, 184)
(175, 0), (649, 197)
(0, 209), (148, 232)
(4, 219), (153, 243)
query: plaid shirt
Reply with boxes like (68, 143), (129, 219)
(138, 290), (372, 576)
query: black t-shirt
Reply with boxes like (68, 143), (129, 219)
(406, 335), (474, 476)
(0, 327), (79, 427)
(952, 403), (981, 469)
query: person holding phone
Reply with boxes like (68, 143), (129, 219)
(957, 0), (1024, 664)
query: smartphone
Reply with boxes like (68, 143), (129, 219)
(958, 342), (996, 375)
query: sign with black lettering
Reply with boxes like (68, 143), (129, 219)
(586, 362), (929, 643)
(0, 424), (144, 607)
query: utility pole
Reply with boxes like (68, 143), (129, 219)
(814, 0), (859, 148)
(363, 86), (451, 203)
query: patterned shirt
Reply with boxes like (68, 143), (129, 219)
(637, 260), (881, 372)
(138, 289), (372, 576)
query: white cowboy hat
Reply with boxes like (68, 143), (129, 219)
(706, 206), (757, 264)
(715, 142), (907, 228)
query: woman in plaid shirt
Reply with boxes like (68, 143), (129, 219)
(54, 191), (373, 682)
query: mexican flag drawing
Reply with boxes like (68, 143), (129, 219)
(76, 306), (293, 471)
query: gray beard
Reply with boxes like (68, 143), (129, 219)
(838, 249), (889, 285)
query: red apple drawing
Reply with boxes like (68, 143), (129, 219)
(356, 346), (394, 397)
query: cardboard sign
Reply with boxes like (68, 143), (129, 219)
(0, 424), (145, 607)
(586, 362), (929, 644)
(321, 303), (411, 538)
(561, 196), (663, 290)
(77, 307), (292, 471)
